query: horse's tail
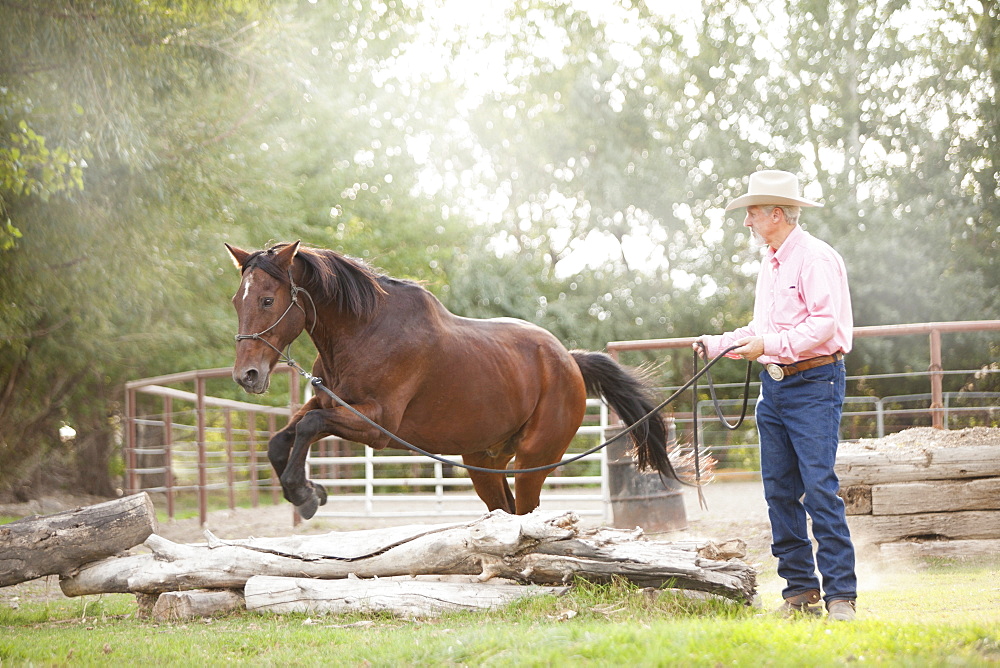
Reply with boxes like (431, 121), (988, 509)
(570, 350), (677, 481)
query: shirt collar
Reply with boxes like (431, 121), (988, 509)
(769, 224), (805, 265)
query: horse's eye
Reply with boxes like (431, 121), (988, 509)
(262, 297), (274, 308)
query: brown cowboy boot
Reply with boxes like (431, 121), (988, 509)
(777, 589), (822, 617)
(827, 599), (857, 622)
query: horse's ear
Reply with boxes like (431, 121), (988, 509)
(225, 243), (252, 270)
(274, 240), (301, 269)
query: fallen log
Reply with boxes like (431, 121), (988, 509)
(483, 533), (754, 597)
(0, 492), (156, 588)
(847, 510), (1000, 545)
(61, 510), (573, 596)
(836, 445), (1000, 486)
(150, 589), (246, 621)
(60, 510), (756, 604)
(870, 477), (1000, 515)
(244, 575), (567, 617)
(875, 538), (1000, 562)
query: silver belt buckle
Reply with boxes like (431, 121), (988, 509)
(765, 363), (785, 381)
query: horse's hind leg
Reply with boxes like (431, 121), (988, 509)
(511, 385), (587, 515)
(462, 452), (515, 513)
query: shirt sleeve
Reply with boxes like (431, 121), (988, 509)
(761, 254), (843, 360)
(703, 321), (759, 359)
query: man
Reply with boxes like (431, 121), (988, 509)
(695, 170), (857, 622)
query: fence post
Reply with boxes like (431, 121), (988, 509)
(268, 414), (280, 504)
(225, 408), (235, 510)
(929, 328), (944, 429)
(875, 397), (885, 437)
(248, 410), (259, 508)
(164, 395), (175, 520)
(196, 375), (208, 526)
(600, 401), (611, 522)
(125, 387), (138, 495)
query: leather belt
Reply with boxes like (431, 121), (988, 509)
(765, 352), (844, 381)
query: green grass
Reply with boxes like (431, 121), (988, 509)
(3, 563), (999, 666)
(147, 490), (287, 523)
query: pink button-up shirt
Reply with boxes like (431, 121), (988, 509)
(703, 225), (853, 365)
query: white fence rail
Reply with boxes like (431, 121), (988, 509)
(305, 399), (612, 520)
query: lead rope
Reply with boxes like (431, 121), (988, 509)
(278, 342), (747, 481)
(243, 283), (748, 483)
(691, 341), (754, 509)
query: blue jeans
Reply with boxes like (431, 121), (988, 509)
(756, 359), (856, 604)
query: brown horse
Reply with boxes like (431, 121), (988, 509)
(226, 241), (675, 519)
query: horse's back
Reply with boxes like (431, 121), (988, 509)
(380, 294), (587, 451)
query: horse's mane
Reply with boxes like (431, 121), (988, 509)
(244, 243), (386, 319)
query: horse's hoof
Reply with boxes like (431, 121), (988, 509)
(297, 494), (319, 520)
(315, 484), (328, 506)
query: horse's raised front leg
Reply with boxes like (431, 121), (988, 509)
(267, 397), (328, 517)
(267, 396), (322, 478)
(280, 400), (393, 519)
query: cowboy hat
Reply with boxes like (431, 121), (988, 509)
(725, 170), (824, 210)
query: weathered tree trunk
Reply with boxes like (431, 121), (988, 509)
(244, 575), (568, 617)
(61, 511), (571, 596)
(869, 478), (1000, 515)
(836, 445), (1000, 486)
(0, 492), (156, 587)
(148, 589), (246, 621)
(876, 538), (1000, 561)
(60, 510), (756, 604)
(848, 510), (1000, 544)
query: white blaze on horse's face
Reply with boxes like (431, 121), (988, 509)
(242, 271), (254, 302)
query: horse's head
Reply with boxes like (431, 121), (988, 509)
(226, 241), (307, 394)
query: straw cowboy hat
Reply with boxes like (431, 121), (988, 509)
(725, 170), (824, 211)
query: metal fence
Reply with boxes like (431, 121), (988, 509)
(303, 398), (611, 521)
(608, 320), (1000, 479)
(690, 386), (1000, 477)
(124, 320), (999, 524)
(124, 366), (301, 525)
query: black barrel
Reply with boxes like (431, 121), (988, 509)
(606, 420), (687, 532)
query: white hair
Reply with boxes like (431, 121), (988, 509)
(761, 205), (801, 225)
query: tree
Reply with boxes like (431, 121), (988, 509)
(442, 0), (999, 394)
(0, 0), (282, 496)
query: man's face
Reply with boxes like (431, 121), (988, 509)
(744, 206), (780, 247)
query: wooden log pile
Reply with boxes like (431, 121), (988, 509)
(62, 510), (755, 619)
(835, 426), (1000, 560)
(2, 496), (756, 620)
(0, 493), (156, 587)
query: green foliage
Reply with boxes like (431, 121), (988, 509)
(0, 121), (85, 201)
(0, 219), (21, 251)
(0, 0), (283, 495)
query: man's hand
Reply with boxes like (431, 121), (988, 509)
(731, 336), (765, 361)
